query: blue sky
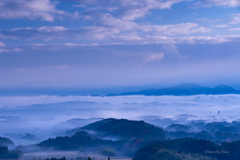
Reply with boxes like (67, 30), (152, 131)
(1, 0), (240, 91)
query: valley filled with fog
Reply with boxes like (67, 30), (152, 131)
(1, 94), (240, 146)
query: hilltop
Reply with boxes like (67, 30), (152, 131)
(67, 118), (166, 139)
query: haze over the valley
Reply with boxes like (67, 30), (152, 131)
(1, 84), (240, 146)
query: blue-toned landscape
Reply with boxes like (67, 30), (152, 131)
(1, 0), (240, 160)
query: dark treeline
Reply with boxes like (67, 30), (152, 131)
(133, 138), (240, 160)
(45, 157), (66, 160)
(0, 145), (22, 159)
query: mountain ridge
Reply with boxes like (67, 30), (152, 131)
(106, 83), (240, 96)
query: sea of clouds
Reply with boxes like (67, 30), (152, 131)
(0, 94), (240, 145)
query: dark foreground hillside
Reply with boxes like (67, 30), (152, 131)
(15, 118), (240, 159)
(133, 138), (240, 160)
(0, 145), (22, 159)
(18, 131), (153, 157)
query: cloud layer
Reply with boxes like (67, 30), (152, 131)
(0, 0), (65, 21)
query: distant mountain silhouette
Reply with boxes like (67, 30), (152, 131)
(107, 83), (239, 96)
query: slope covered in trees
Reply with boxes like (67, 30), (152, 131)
(0, 136), (15, 149)
(133, 138), (240, 160)
(0, 145), (22, 159)
(68, 118), (166, 139)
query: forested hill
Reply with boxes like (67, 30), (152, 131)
(67, 118), (166, 139)
(0, 136), (15, 149)
(107, 83), (240, 96)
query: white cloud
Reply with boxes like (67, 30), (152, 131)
(0, 42), (6, 47)
(74, 0), (240, 22)
(118, 0), (185, 20)
(192, 0), (240, 7)
(163, 44), (182, 57)
(22, 35), (240, 49)
(228, 28), (240, 31)
(2, 24), (240, 46)
(0, 48), (10, 53)
(213, 24), (229, 28)
(0, 42), (23, 53)
(0, 42), (10, 53)
(12, 48), (23, 52)
(141, 23), (211, 36)
(0, 26), (120, 41)
(146, 53), (164, 61)
(83, 26), (120, 40)
(111, 32), (142, 42)
(0, 0), (64, 22)
(74, 0), (185, 21)
(72, 4), (87, 8)
(0, 22), (211, 42)
(37, 26), (67, 32)
(145, 35), (232, 44)
(230, 14), (240, 24)
(208, 0), (240, 7)
(99, 13), (139, 31)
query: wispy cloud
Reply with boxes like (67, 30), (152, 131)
(0, 22), (212, 43)
(163, 44), (182, 57)
(228, 28), (240, 31)
(141, 23), (211, 36)
(72, 0), (185, 21)
(0, 0), (65, 22)
(98, 13), (139, 31)
(230, 14), (240, 24)
(146, 53), (164, 61)
(196, 18), (222, 22)
(0, 41), (10, 53)
(0, 26), (120, 41)
(0, 42), (6, 47)
(213, 24), (229, 28)
(191, 0), (240, 7)
(0, 48), (10, 53)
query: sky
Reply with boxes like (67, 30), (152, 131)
(1, 0), (240, 92)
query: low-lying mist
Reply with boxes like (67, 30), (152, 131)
(0, 94), (240, 146)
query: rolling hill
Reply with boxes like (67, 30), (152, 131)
(67, 118), (166, 139)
